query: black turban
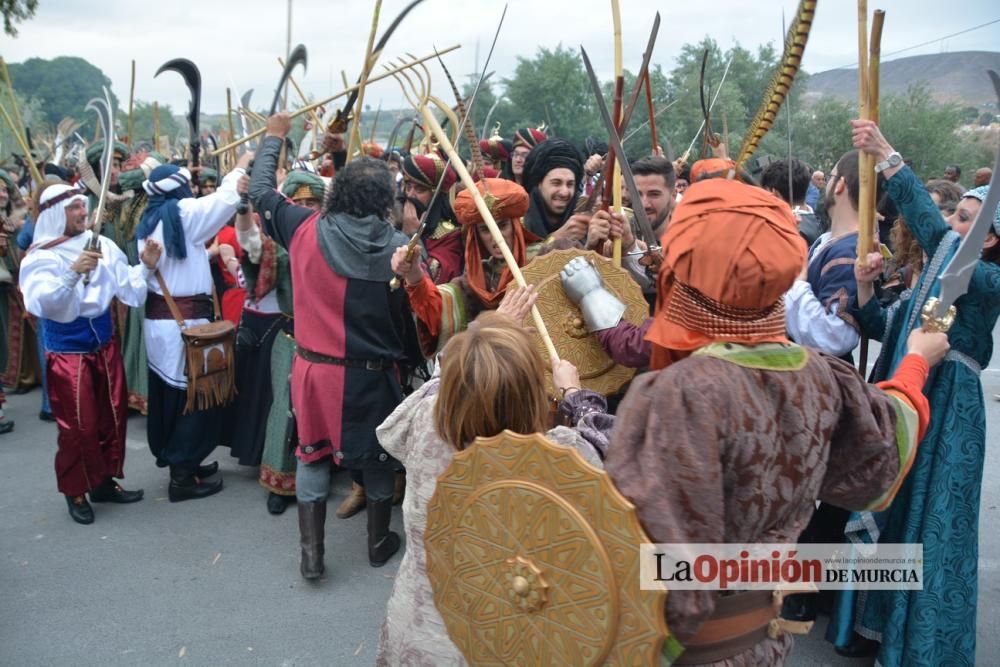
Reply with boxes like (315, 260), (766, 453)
(522, 138), (585, 195)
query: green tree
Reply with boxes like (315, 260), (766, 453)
(127, 100), (181, 151)
(7, 57), (119, 133)
(502, 44), (603, 146)
(1, 0), (36, 37)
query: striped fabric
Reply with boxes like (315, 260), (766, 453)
(865, 388), (921, 512)
(434, 283), (467, 354)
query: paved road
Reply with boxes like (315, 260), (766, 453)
(2, 327), (997, 666)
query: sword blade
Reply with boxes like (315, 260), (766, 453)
(580, 46), (658, 248)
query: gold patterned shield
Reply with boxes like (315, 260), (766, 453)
(425, 430), (669, 666)
(520, 249), (648, 399)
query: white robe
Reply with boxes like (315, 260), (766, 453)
(21, 234), (150, 323)
(139, 168), (244, 388)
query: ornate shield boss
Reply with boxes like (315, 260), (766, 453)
(425, 430), (669, 666)
(520, 249), (648, 399)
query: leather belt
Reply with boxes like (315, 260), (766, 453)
(297, 346), (392, 371)
(675, 590), (780, 665)
(146, 292), (213, 321)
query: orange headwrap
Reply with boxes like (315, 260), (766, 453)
(646, 178), (806, 369)
(689, 158), (739, 183)
(452, 178), (536, 309)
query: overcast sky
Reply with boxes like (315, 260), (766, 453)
(4, 0), (998, 120)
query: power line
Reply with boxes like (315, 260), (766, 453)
(830, 17), (1000, 70)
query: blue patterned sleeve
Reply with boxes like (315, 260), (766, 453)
(850, 295), (888, 341)
(971, 254), (1000, 297)
(885, 165), (949, 256)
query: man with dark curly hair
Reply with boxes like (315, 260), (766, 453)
(250, 112), (412, 580)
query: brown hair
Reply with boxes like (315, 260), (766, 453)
(434, 312), (550, 451)
(889, 216), (924, 277)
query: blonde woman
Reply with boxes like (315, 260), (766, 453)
(374, 299), (609, 666)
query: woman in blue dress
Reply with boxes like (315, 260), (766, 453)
(827, 120), (1000, 665)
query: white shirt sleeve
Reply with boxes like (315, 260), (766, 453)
(21, 252), (83, 323)
(107, 241), (152, 308)
(784, 279), (860, 357)
(176, 168), (245, 245)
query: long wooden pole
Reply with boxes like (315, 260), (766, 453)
(0, 58), (28, 145)
(867, 10), (885, 227)
(212, 44), (460, 156)
(0, 102), (43, 187)
(226, 88), (237, 171)
(420, 106), (559, 361)
(610, 0), (624, 267)
(856, 0), (873, 261)
(347, 0), (382, 162)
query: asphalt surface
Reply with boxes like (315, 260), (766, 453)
(2, 328), (998, 667)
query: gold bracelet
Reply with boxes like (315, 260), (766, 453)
(559, 386), (581, 399)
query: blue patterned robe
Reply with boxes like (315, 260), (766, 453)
(829, 166), (1000, 666)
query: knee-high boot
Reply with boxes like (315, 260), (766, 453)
(298, 500), (326, 579)
(366, 498), (400, 567)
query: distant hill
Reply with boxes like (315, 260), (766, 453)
(804, 51), (1000, 108)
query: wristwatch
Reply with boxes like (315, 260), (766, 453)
(874, 151), (903, 174)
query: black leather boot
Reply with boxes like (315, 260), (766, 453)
(298, 501), (326, 580)
(196, 461), (219, 478)
(65, 495), (94, 524)
(367, 498), (401, 567)
(267, 492), (292, 515)
(89, 478), (144, 503)
(168, 467), (223, 502)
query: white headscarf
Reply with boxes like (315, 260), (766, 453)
(31, 183), (90, 253)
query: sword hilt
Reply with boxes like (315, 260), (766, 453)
(920, 297), (956, 333)
(389, 231), (423, 291)
(81, 234), (102, 287)
(237, 160), (253, 215)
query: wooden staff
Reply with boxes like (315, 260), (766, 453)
(644, 70), (658, 154)
(127, 59), (136, 150)
(609, 0), (624, 267)
(867, 10), (885, 228)
(0, 102), (43, 188)
(211, 44), (460, 156)
(226, 88), (237, 169)
(0, 58), (29, 145)
(347, 0), (383, 162)
(856, 0), (873, 261)
(420, 107), (559, 360)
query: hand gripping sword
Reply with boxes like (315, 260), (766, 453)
(82, 87), (115, 286)
(921, 69), (1000, 332)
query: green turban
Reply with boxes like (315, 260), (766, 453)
(86, 140), (130, 170)
(281, 170), (325, 202)
(198, 168), (219, 186)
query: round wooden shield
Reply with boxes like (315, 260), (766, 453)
(425, 430), (669, 666)
(520, 249), (649, 399)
